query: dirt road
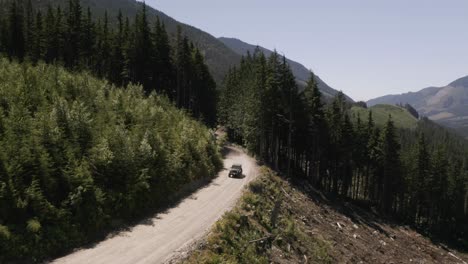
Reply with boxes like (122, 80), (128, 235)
(51, 146), (258, 264)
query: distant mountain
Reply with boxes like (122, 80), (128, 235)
(367, 76), (468, 138)
(219, 37), (353, 101)
(28, 0), (241, 84)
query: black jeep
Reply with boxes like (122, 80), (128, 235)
(228, 164), (243, 178)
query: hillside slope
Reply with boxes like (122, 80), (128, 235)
(351, 104), (419, 129)
(219, 37), (353, 101)
(184, 170), (468, 263)
(0, 59), (221, 263)
(367, 76), (468, 138)
(27, 0), (241, 83)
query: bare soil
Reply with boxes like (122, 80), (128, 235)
(276, 178), (468, 264)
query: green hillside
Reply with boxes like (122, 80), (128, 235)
(0, 58), (221, 262)
(21, 0), (241, 84)
(367, 76), (468, 139)
(351, 104), (418, 129)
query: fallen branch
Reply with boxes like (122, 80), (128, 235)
(248, 234), (274, 244)
(448, 252), (467, 264)
(281, 187), (297, 203)
(281, 187), (290, 197)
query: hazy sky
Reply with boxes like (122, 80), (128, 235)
(143, 0), (468, 101)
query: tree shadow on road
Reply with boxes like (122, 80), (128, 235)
(75, 145), (242, 252)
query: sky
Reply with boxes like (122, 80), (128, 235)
(143, 0), (468, 101)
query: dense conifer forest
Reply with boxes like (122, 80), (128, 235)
(0, 58), (221, 262)
(0, 0), (467, 262)
(219, 50), (468, 244)
(0, 0), (217, 126)
(0, 1), (222, 261)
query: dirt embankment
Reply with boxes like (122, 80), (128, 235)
(292, 182), (468, 264)
(185, 171), (468, 264)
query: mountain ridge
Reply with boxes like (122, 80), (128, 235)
(449, 75), (468, 87)
(28, 0), (242, 84)
(219, 37), (354, 101)
(367, 76), (468, 138)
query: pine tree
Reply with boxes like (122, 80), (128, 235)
(340, 113), (354, 196)
(302, 72), (326, 185)
(109, 10), (125, 86)
(430, 148), (448, 229)
(326, 93), (346, 194)
(122, 16), (132, 85)
(175, 29), (193, 108)
(64, 0), (82, 68)
(415, 133), (431, 225)
(265, 51), (283, 169)
(153, 17), (174, 97)
(95, 11), (111, 78)
(43, 5), (56, 62)
(32, 10), (45, 62)
(192, 48), (217, 126)
(81, 7), (95, 68)
(253, 50), (269, 157)
(133, 3), (154, 93)
(54, 6), (65, 62)
(380, 116), (401, 214)
(364, 110), (376, 199)
(0, 16), (8, 54)
(25, 0), (34, 59)
(8, 0), (26, 60)
(352, 113), (367, 199)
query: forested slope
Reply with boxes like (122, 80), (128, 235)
(0, 0), (218, 126)
(0, 59), (221, 262)
(350, 104), (418, 129)
(1, 0), (242, 83)
(367, 75), (468, 139)
(219, 50), (468, 247)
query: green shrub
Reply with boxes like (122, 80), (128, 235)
(26, 219), (42, 233)
(0, 225), (10, 239)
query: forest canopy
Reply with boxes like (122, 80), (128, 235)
(0, 0), (218, 126)
(0, 59), (221, 262)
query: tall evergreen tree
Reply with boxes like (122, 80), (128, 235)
(175, 32), (193, 108)
(81, 7), (95, 68)
(380, 116), (401, 214)
(153, 17), (174, 96)
(133, 3), (154, 92)
(43, 5), (56, 62)
(32, 10), (44, 62)
(302, 73), (327, 185)
(109, 10), (125, 86)
(415, 133), (431, 224)
(192, 48), (217, 126)
(25, 0), (34, 59)
(64, 0), (82, 68)
(0, 16), (7, 53)
(7, 0), (25, 60)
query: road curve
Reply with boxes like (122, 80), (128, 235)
(51, 146), (258, 264)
